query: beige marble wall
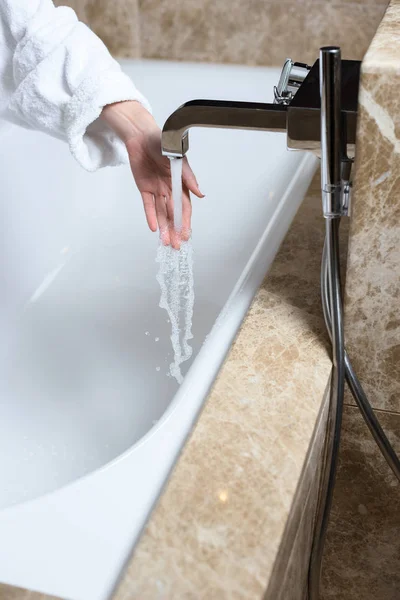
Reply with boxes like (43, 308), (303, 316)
(53, 0), (141, 57)
(55, 0), (387, 65)
(138, 0), (387, 65)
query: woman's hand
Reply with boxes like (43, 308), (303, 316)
(101, 100), (203, 249)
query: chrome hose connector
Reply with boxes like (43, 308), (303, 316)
(274, 58), (311, 105)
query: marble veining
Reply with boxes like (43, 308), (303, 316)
(55, 0), (386, 66)
(139, 0), (386, 66)
(344, 0), (400, 413)
(265, 386), (329, 600)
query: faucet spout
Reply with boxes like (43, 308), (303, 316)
(161, 99), (288, 157)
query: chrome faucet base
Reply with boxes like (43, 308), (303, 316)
(161, 58), (361, 162)
(287, 58), (360, 158)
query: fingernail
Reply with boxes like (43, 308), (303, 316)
(160, 228), (170, 246)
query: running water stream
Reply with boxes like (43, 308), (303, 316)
(155, 158), (194, 384)
(170, 157), (183, 231)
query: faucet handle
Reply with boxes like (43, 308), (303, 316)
(274, 58), (311, 105)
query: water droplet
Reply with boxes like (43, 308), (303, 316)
(155, 337), (159, 342)
(145, 331), (149, 336)
(156, 366), (160, 372)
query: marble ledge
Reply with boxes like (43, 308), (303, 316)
(0, 585), (60, 600)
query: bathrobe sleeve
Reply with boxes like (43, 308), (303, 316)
(0, 0), (152, 171)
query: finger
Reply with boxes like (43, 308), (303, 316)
(182, 184), (192, 241)
(165, 194), (180, 250)
(141, 192), (157, 232)
(155, 195), (170, 246)
(182, 157), (204, 198)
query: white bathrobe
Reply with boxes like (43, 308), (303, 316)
(0, 0), (151, 171)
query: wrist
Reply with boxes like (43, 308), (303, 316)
(101, 100), (158, 144)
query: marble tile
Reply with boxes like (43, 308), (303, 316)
(0, 584), (60, 600)
(321, 405), (400, 600)
(344, 0), (400, 413)
(209, 1), (306, 66)
(139, 0), (385, 65)
(54, 0), (387, 63)
(274, 482), (319, 600)
(53, 0), (387, 64)
(138, 0), (215, 62)
(53, 0), (141, 58)
(306, 0), (388, 5)
(265, 387), (329, 600)
(301, 2), (387, 62)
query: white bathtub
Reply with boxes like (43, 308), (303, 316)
(0, 60), (317, 599)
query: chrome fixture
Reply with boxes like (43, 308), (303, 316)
(273, 58), (311, 105)
(320, 47), (344, 218)
(161, 58), (361, 160)
(308, 47), (346, 600)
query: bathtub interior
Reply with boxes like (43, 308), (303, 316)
(0, 61), (304, 510)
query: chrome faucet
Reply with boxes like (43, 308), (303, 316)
(161, 57), (361, 160)
(161, 100), (288, 157)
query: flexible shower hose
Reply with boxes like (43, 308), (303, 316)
(308, 217), (400, 600)
(308, 217), (346, 600)
(322, 233), (400, 481)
